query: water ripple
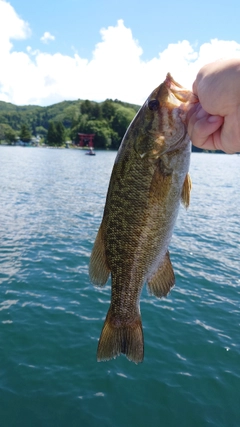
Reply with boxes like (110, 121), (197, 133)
(0, 148), (240, 427)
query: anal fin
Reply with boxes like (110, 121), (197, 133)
(147, 251), (175, 298)
(181, 173), (192, 208)
(89, 224), (110, 286)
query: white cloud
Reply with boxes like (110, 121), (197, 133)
(1, 2), (240, 106)
(40, 31), (55, 44)
(0, 0), (30, 54)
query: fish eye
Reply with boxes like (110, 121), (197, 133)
(148, 99), (159, 111)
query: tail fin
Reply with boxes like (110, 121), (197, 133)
(97, 308), (144, 364)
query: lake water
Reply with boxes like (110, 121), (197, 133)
(0, 146), (239, 427)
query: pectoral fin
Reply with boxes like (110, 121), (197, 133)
(181, 173), (192, 208)
(147, 251), (175, 298)
(89, 224), (110, 286)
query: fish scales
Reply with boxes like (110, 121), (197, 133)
(89, 73), (196, 363)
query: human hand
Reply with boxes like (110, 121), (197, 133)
(187, 59), (240, 154)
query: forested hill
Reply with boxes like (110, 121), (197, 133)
(0, 98), (140, 149)
(0, 98), (205, 151)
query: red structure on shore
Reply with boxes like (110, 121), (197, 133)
(77, 133), (95, 148)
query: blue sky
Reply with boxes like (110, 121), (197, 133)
(1, 0), (240, 106)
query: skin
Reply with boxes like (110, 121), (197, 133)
(187, 58), (240, 154)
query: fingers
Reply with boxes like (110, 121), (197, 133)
(192, 79), (198, 96)
(220, 113), (240, 154)
(187, 103), (224, 150)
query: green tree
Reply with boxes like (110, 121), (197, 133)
(55, 121), (65, 146)
(0, 124), (17, 144)
(80, 100), (92, 115)
(110, 130), (121, 150)
(0, 124), (4, 141)
(70, 115), (88, 143)
(111, 106), (135, 140)
(35, 126), (47, 137)
(47, 121), (57, 146)
(5, 128), (17, 144)
(47, 121), (65, 146)
(91, 103), (102, 120)
(101, 100), (115, 120)
(81, 100), (102, 120)
(79, 119), (111, 149)
(20, 124), (32, 142)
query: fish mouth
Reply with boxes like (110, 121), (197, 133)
(165, 73), (198, 106)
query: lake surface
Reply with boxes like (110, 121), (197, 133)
(0, 146), (239, 427)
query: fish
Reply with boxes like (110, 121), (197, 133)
(89, 73), (196, 364)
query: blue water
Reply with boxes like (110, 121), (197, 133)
(0, 146), (239, 427)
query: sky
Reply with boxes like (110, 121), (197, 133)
(1, 0), (240, 106)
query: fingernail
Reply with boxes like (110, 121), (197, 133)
(207, 115), (222, 123)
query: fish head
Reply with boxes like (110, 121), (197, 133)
(135, 73), (198, 158)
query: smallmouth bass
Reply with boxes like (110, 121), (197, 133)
(89, 74), (196, 363)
